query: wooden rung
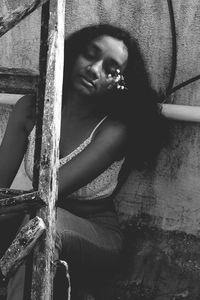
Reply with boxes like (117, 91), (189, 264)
(0, 67), (39, 94)
(0, 187), (33, 197)
(0, 0), (49, 38)
(0, 191), (46, 215)
(0, 216), (46, 277)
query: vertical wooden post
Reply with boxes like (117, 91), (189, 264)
(30, 0), (65, 298)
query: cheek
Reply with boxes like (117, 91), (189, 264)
(71, 57), (87, 77)
(97, 79), (110, 94)
(71, 65), (79, 79)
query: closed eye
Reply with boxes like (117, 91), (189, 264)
(82, 42), (123, 76)
(82, 44), (100, 60)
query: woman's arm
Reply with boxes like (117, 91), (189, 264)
(0, 95), (35, 188)
(58, 120), (127, 198)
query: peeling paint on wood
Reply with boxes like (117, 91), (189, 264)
(0, 216), (45, 277)
(30, 0), (66, 299)
(0, 67), (39, 94)
(0, 190), (45, 215)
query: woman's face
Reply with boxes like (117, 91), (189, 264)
(70, 35), (128, 96)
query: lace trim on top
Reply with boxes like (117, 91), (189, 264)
(59, 116), (107, 165)
(24, 116), (124, 200)
(59, 137), (91, 166)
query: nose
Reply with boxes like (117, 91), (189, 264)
(87, 60), (102, 80)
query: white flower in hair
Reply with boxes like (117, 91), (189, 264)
(108, 69), (128, 90)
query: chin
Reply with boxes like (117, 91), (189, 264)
(76, 83), (97, 97)
(72, 80), (93, 95)
(78, 86), (94, 96)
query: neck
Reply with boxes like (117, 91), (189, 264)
(62, 89), (103, 120)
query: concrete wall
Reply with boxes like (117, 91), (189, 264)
(1, 0), (200, 236)
(0, 0), (41, 71)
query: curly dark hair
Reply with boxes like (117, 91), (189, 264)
(63, 24), (167, 172)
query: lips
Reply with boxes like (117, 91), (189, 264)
(80, 76), (95, 89)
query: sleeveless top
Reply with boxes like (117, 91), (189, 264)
(24, 117), (124, 201)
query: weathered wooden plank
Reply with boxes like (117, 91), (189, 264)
(0, 67), (39, 94)
(0, 0), (49, 38)
(32, 1), (50, 191)
(0, 187), (31, 196)
(30, 0), (65, 298)
(0, 191), (46, 215)
(0, 216), (46, 278)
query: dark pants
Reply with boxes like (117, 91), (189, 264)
(6, 207), (123, 300)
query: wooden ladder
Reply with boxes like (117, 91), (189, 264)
(0, 0), (66, 298)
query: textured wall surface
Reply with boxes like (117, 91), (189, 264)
(1, 0), (200, 235)
(116, 1), (200, 235)
(0, 0), (41, 71)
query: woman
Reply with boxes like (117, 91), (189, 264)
(0, 24), (163, 299)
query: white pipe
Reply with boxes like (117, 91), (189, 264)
(0, 94), (24, 105)
(0, 96), (200, 123)
(161, 104), (200, 122)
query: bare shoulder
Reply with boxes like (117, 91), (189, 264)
(92, 118), (127, 159)
(11, 94), (36, 133)
(95, 118), (127, 141)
